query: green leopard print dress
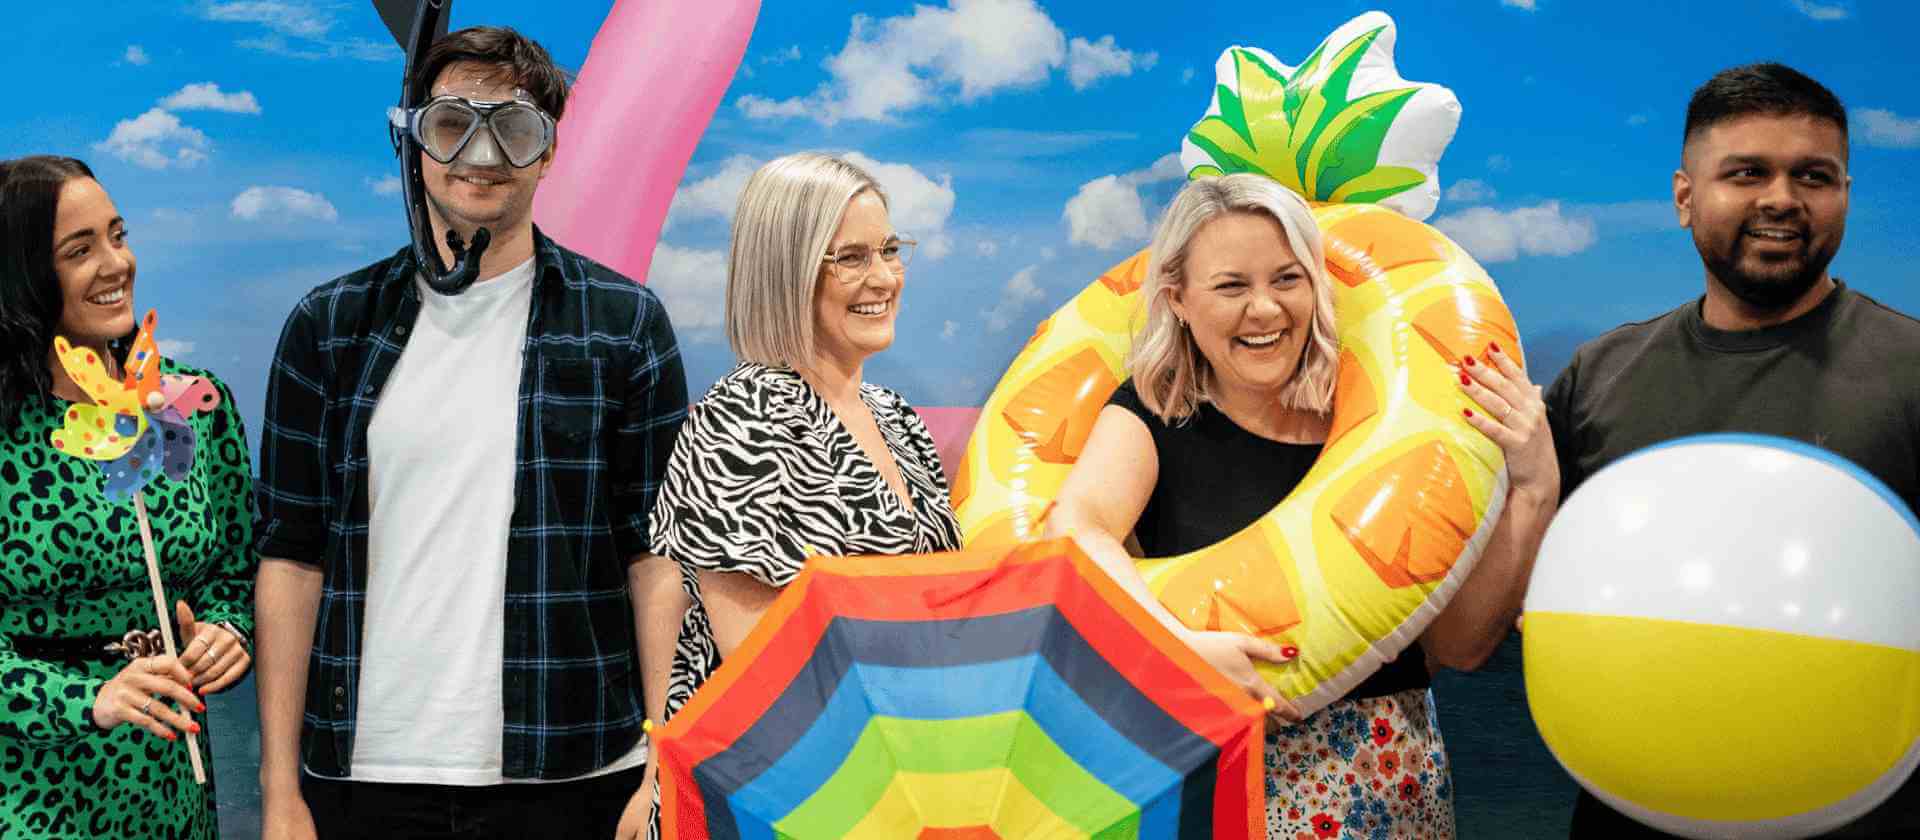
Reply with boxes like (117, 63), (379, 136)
(0, 362), (254, 840)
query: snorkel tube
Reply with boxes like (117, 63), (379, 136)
(378, 0), (490, 295)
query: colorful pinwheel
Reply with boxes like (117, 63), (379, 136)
(656, 538), (1267, 840)
(49, 309), (216, 784)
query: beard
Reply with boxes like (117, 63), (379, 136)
(1698, 225), (1838, 311)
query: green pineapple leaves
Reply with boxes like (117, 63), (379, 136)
(1181, 12), (1461, 221)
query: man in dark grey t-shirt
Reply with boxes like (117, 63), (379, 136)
(1538, 63), (1920, 838)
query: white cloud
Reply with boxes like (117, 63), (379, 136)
(977, 239), (998, 257)
(199, 2), (399, 61)
(125, 45), (151, 66)
(941, 320), (959, 340)
(1487, 154), (1512, 173)
(1065, 35), (1156, 90)
(982, 265), (1045, 331)
(645, 244), (729, 333)
(1501, 0), (1538, 9)
(1859, 108), (1920, 149)
(666, 154), (762, 227)
(1432, 201), (1596, 263)
(160, 82), (262, 114)
(1181, 66), (1195, 84)
(1063, 152), (1182, 250)
(1040, 246), (1056, 260)
(1445, 179), (1497, 204)
(94, 108), (211, 169)
(1627, 113), (1650, 126)
(201, 1), (331, 38)
(763, 45), (803, 64)
(737, 0), (1144, 124)
(842, 152), (956, 257)
(1789, 0), (1848, 20)
(231, 186), (338, 223)
(157, 339), (195, 357)
(366, 175), (401, 196)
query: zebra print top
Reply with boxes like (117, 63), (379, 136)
(650, 362), (962, 720)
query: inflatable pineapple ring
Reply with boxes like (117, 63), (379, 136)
(953, 12), (1524, 714)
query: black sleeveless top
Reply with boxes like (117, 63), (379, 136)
(1109, 380), (1429, 699)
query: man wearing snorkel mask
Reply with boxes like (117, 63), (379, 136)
(252, 26), (688, 839)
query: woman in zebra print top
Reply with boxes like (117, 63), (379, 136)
(642, 152), (963, 801)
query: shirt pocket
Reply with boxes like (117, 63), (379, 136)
(538, 357), (606, 452)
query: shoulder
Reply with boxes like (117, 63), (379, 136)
(296, 247), (411, 324)
(1555, 302), (1692, 387)
(693, 363), (803, 425)
(1838, 285), (1920, 338)
(543, 236), (670, 323)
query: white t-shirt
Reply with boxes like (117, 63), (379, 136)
(353, 258), (645, 785)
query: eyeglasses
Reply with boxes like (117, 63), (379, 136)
(821, 236), (916, 281)
(388, 95), (556, 169)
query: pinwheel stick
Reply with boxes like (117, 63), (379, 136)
(130, 491), (207, 786)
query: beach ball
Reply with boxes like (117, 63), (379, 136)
(1524, 434), (1920, 839)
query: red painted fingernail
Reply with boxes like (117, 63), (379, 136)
(1462, 355), (1475, 366)
(1281, 646), (1300, 659)
(195, 702), (206, 713)
(188, 722), (201, 734)
(1458, 371), (1471, 386)
(1463, 408), (1475, 418)
(163, 731), (177, 741)
(1490, 342), (1502, 354)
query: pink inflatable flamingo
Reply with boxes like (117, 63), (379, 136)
(534, 0), (761, 284)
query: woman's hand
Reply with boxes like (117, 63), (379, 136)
(91, 653), (202, 738)
(176, 600), (251, 694)
(613, 769), (657, 840)
(1459, 342), (1560, 501)
(1179, 629), (1302, 724)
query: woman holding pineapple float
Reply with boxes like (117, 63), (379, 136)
(955, 13), (1560, 838)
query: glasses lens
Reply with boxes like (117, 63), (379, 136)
(885, 239), (915, 270)
(418, 102), (478, 163)
(834, 248), (869, 273)
(491, 105), (550, 167)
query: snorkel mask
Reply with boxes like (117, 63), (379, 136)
(378, 0), (492, 296)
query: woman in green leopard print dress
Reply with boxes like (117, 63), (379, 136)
(1, 156), (255, 839)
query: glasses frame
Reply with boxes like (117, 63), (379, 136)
(821, 235), (917, 282)
(388, 95), (556, 169)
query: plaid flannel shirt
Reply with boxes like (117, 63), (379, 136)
(254, 227), (688, 779)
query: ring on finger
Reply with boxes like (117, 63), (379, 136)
(144, 657), (162, 674)
(140, 696), (155, 716)
(189, 635), (211, 650)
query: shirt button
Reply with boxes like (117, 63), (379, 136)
(334, 703), (345, 712)
(395, 324), (409, 337)
(334, 686), (345, 697)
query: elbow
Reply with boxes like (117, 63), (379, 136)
(1421, 617), (1509, 674)
(1427, 640), (1495, 674)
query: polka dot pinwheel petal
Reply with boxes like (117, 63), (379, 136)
(656, 539), (1267, 840)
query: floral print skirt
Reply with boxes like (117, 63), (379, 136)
(1265, 687), (1454, 840)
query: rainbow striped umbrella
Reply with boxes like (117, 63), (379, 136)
(656, 538), (1266, 840)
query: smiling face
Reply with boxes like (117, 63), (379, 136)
(1169, 211), (1316, 405)
(1676, 112), (1850, 310)
(810, 190), (902, 374)
(50, 177), (136, 347)
(419, 61), (552, 239)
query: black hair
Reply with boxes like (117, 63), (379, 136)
(413, 26), (570, 121)
(0, 155), (96, 417)
(1683, 62), (1848, 158)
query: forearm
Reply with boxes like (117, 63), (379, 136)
(629, 554), (687, 727)
(254, 556), (322, 797)
(1043, 507), (1187, 637)
(1425, 486), (1558, 671)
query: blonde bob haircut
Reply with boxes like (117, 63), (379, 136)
(1130, 173), (1339, 424)
(725, 152), (887, 367)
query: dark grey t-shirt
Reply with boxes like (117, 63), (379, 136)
(1544, 281), (1920, 837)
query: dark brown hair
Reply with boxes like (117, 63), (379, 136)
(0, 155), (96, 415)
(1684, 63), (1848, 161)
(412, 26), (570, 120)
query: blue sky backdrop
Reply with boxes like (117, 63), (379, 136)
(6, 0), (1917, 448)
(6, 3), (1916, 836)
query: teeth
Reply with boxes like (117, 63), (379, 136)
(1749, 230), (1798, 240)
(88, 289), (126, 305)
(850, 302), (887, 316)
(1238, 331), (1283, 346)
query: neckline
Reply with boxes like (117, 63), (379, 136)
(1683, 279), (1849, 353)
